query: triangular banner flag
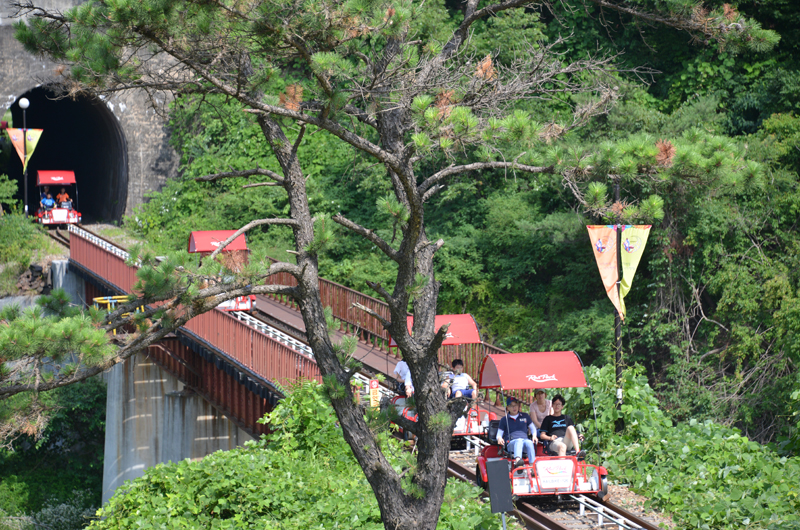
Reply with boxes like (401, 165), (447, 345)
(587, 225), (624, 319)
(7, 128), (43, 172)
(620, 225), (651, 301)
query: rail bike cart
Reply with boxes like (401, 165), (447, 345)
(35, 170), (82, 225)
(187, 230), (256, 312)
(475, 351), (609, 499)
(389, 314), (497, 449)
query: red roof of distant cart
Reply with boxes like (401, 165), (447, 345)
(478, 351), (588, 390)
(389, 314), (481, 347)
(37, 170), (76, 186)
(188, 231), (249, 253)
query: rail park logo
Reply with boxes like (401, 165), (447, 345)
(51, 176), (64, 181)
(594, 238), (608, 253)
(526, 374), (557, 383)
(623, 236), (641, 253)
(210, 241), (221, 247)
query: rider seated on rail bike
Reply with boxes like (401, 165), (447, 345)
(40, 193), (55, 210)
(56, 188), (72, 208)
(445, 359), (479, 399)
(539, 393), (585, 459)
(392, 359), (414, 396)
(496, 397), (538, 467)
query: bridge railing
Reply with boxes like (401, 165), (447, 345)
(70, 226), (528, 404)
(263, 257), (392, 350)
(68, 225), (321, 387)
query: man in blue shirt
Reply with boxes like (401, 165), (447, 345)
(496, 397), (538, 467)
(40, 193), (55, 210)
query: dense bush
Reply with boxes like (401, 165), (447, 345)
(560, 365), (800, 530)
(92, 381), (501, 530)
(0, 378), (105, 518)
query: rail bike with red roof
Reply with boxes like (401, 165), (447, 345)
(188, 230), (256, 312)
(389, 314), (498, 445)
(474, 351), (608, 498)
(35, 170), (82, 225)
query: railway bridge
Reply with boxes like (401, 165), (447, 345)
(65, 226), (668, 530)
(65, 225), (510, 503)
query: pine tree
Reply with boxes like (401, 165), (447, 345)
(5, 0), (778, 528)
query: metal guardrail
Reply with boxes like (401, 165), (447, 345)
(232, 311), (314, 357)
(68, 224), (131, 261)
(69, 225), (533, 403)
(233, 311), (398, 401)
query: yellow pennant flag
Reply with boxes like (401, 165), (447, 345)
(620, 225), (651, 302)
(587, 225), (624, 319)
(7, 128), (44, 172)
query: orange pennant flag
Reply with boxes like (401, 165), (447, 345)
(587, 225), (624, 319)
(6, 128), (43, 172)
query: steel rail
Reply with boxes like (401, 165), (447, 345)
(46, 228), (70, 249)
(590, 495), (664, 530)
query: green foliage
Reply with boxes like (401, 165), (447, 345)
(605, 417), (800, 529)
(0, 213), (48, 270)
(0, 304), (112, 366)
(557, 365), (800, 529)
(0, 174), (17, 211)
(0, 379), (105, 517)
(93, 382), (500, 530)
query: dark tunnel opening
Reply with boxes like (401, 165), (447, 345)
(2, 86), (128, 222)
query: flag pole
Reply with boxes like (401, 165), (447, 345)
(22, 106), (28, 217)
(614, 180), (624, 432)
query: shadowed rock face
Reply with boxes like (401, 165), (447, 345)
(0, 1), (179, 221)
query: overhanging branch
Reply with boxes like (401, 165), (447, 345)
(208, 218), (300, 260)
(194, 167), (285, 184)
(418, 161), (554, 194)
(332, 214), (400, 262)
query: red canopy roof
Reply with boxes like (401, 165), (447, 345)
(478, 352), (587, 390)
(188, 231), (249, 253)
(389, 314), (481, 347)
(37, 170), (76, 186)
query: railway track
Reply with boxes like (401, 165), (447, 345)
(448, 458), (662, 530)
(47, 227), (71, 249)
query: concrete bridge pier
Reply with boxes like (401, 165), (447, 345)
(52, 259), (255, 504)
(102, 354), (253, 504)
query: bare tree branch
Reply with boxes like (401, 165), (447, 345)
(208, 218), (300, 260)
(194, 167), (285, 184)
(419, 161), (554, 193)
(332, 214), (400, 262)
(352, 302), (391, 328)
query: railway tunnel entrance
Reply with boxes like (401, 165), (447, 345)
(2, 86), (128, 222)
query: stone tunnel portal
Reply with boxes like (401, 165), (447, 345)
(3, 86), (128, 222)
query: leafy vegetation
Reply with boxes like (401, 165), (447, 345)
(0, 213), (54, 296)
(0, 378), (105, 528)
(559, 365), (800, 530)
(92, 381), (501, 530)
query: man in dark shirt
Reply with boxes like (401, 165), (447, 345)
(539, 394), (584, 458)
(496, 397), (538, 467)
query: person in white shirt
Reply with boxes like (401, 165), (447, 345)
(392, 360), (414, 396)
(447, 359), (478, 399)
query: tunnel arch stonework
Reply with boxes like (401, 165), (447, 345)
(0, 0), (179, 221)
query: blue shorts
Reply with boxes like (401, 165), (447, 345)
(450, 388), (474, 398)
